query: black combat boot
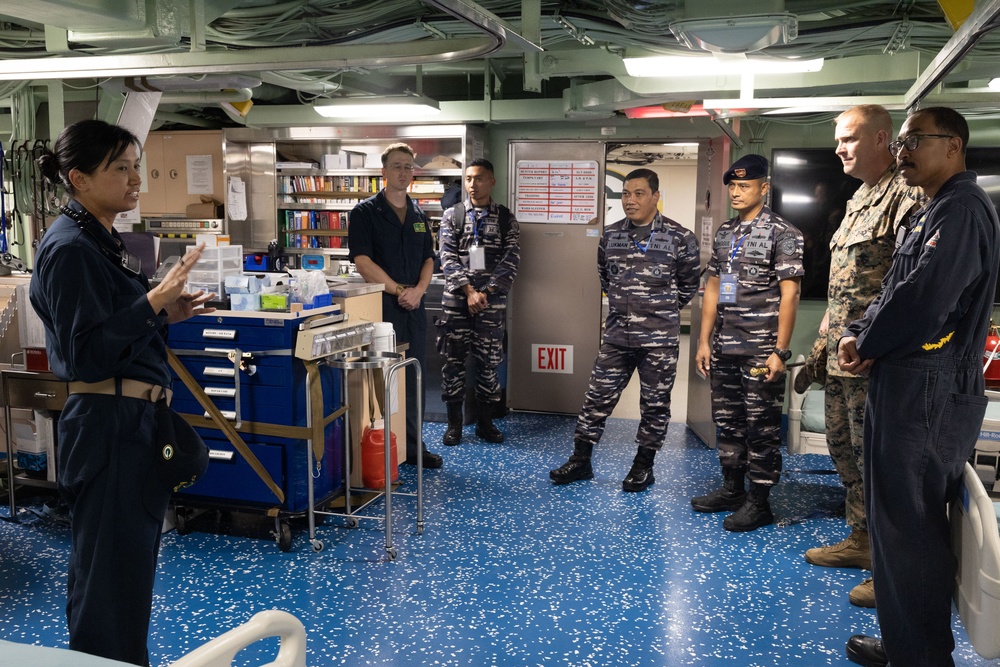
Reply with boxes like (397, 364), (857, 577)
(443, 402), (463, 446)
(690, 467), (747, 512)
(622, 446), (656, 492)
(550, 441), (594, 485)
(475, 401), (504, 443)
(723, 483), (774, 532)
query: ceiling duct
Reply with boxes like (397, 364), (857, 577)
(670, 0), (796, 53)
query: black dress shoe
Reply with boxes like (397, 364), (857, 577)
(403, 449), (443, 469)
(846, 634), (888, 667)
(621, 463), (654, 492)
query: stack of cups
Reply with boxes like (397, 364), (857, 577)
(372, 322), (396, 353)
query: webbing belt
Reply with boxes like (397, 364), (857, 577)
(167, 348), (285, 506)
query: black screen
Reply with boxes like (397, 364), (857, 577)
(769, 148), (861, 300)
(770, 147), (1000, 302)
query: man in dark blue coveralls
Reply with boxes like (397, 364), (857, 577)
(348, 142), (443, 468)
(839, 107), (1000, 667)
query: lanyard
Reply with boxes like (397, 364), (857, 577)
(727, 229), (750, 271)
(726, 211), (771, 272)
(631, 219), (659, 254)
(469, 207), (488, 244)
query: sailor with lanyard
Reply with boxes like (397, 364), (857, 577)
(437, 158), (520, 446)
(692, 154), (805, 532)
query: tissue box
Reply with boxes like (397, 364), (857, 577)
(230, 293), (261, 311)
(260, 293), (288, 310)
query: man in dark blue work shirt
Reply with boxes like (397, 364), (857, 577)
(839, 107), (1000, 667)
(348, 142), (443, 468)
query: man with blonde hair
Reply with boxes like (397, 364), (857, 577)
(799, 105), (920, 607)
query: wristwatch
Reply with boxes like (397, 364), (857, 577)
(394, 284), (405, 296)
(773, 347), (792, 362)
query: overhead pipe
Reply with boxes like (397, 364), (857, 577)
(0, 0), (541, 81)
(905, 0), (1000, 110)
(159, 87), (253, 105)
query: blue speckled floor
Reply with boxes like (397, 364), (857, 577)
(1, 413), (996, 667)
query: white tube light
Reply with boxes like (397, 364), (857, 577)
(623, 56), (824, 78)
(990, 77), (1000, 90)
(314, 96), (441, 119)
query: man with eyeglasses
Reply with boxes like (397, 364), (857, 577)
(798, 105), (921, 609)
(348, 142), (443, 469)
(839, 107), (1000, 667)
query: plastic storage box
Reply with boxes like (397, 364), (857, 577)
(951, 462), (1000, 659)
(971, 391), (1000, 488)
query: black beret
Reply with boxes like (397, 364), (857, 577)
(723, 154), (769, 184)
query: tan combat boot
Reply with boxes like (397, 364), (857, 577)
(849, 577), (876, 608)
(804, 528), (871, 569)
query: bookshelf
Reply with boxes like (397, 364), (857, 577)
(223, 125), (484, 264)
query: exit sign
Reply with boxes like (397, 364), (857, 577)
(532, 344), (574, 374)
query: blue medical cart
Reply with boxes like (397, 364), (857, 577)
(166, 306), (351, 551)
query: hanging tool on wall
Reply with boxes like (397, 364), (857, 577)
(0, 140), (7, 255)
(11, 140), (30, 248)
(31, 139), (50, 245)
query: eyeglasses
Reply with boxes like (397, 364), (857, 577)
(387, 163), (415, 173)
(888, 133), (956, 157)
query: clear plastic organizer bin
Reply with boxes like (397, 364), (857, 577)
(186, 244), (243, 273)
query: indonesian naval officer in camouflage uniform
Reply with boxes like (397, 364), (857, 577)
(692, 154), (804, 531)
(550, 168), (700, 492)
(798, 105), (921, 608)
(437, 158), (520, 445)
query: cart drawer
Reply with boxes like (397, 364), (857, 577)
(6, 377), (68, 411)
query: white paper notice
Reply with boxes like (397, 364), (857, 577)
(700, 216), (714, 252)
(186, 155), (214, 195)
(228, 177), (248, 221)
(514, 160), (599, 224)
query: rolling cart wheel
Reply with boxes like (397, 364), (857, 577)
(416, 522), (424, 536)
(277, 522), (293, 552)
(311, 539), (324, 553)
(346, 517), (359, 529)
(386, 546), (398, 561)
(175, 510), (190, 535)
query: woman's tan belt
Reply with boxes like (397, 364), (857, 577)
(68, 378), (173, 404)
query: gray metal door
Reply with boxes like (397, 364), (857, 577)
(507, 141), (606, 414)
(686, 138), (733, 448)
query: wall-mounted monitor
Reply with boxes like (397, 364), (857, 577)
(770, 146), (1000, 302)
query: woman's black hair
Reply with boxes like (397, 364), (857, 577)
(36, 120), (141, 196)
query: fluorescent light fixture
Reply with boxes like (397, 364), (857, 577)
(623, 55), (823, 78)
(669, 14), (798, 54)
(314, 95), (440, 119)
(990, 77), (1000, 90)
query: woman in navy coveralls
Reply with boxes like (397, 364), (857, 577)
(30, 120), (214, 666)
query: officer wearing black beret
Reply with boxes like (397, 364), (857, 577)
(723, 154), (770, 184)
(692, 153), (805, 531)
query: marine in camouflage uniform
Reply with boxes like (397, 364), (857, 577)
(692, 154), (804, 532)
(437, 158), (520, 445)
(550, 168), (700, 492)
(801, 106), (922, 609)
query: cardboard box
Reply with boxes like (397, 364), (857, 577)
(186, 200), (223, 218)
(322, 151), (366, 170)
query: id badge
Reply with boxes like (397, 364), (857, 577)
(719, 273), (738, 304)
(469, 244), (486, 271)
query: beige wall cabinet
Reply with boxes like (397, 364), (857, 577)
(140, 130), (225, 216)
